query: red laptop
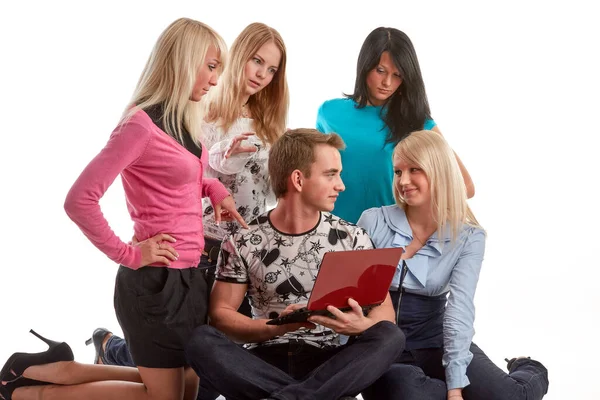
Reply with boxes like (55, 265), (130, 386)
(266, 247), (403, 325)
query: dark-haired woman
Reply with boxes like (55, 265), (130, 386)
(316, 27), (474, 224)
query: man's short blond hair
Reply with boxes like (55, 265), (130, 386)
(269, 128), (345, 198)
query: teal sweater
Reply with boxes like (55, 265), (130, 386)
(316, 98), (435, 223)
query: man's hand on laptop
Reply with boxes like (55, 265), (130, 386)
(307, 298), (374, 335)
(271, 303), (316, 335)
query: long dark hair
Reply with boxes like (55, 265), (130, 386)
(346, 27), (432, 144)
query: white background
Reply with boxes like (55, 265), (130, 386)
(1, 1), (599, 399)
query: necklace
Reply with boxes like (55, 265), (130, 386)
(241, 103), (250, 118)
(412, 232), (427, 247)
(407, 218), (431, 247)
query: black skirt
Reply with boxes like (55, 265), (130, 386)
(114, 265), (208, 368)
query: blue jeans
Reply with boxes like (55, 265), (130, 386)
(185, 321), (405, 400)
(361, 344), (549, 400)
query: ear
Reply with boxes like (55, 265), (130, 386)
(290, 169), (303, 192)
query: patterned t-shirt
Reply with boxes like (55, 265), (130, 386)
(216, 211), (374, 349)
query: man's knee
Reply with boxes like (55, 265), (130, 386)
(371, 320), (406, 350)
(184, 325), (222, 366)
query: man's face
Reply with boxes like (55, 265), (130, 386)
(299, 144), (345, 212)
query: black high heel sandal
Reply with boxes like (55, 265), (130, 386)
(0, 377), (49, 400)
(505, 356), (531, 372)
(84, 328), (112, 364)
(0, 329), (74, 383)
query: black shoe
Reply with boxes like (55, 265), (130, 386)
(0, 377), (49, 400)
(505, 356), (531, 372)
(85, 328), (112, 364)
(0, 330), (74, 383)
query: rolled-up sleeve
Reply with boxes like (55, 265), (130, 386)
(202, 122), (254, 175)
(216, 234), (250, 284)
(208, 138), (256, 175)
(443, 228), (486, 389)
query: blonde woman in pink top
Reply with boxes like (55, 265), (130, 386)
(81, 22), (289, 400)
(0, 18), (246, 400)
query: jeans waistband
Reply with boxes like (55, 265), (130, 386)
(204, 236), (222, 248)
(199, 236), (222, 269)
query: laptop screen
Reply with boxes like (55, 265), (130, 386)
(306, 247), (403, 311)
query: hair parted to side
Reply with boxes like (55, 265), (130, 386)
(123, 18), (227, 144)
(347, 27), (431, 144)
(393, 130), (482, 240)
(206, 22), (289, 146)
(269, 129), (345, 198)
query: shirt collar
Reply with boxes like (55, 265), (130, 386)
(382, 205), (457, 286)
(382, 205), (453, 243)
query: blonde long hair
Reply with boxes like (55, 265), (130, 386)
(393, 130), (482, 240)
(123, 18), (227, 144)
(205, 22), (288, 146)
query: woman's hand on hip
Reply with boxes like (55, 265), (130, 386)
(134, 233), (178, 267)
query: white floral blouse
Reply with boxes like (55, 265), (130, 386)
(201, 118), (277, 239)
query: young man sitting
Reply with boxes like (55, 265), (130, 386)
(185, 128), (405, 400)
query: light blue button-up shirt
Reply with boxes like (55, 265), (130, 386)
(358, 205), (486, 390)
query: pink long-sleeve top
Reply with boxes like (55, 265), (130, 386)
(64, 109), (230, 270)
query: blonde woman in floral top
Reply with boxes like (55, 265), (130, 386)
(201, 22), (288, 259)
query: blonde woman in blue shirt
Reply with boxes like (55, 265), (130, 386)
(357, 130), (548, 400)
